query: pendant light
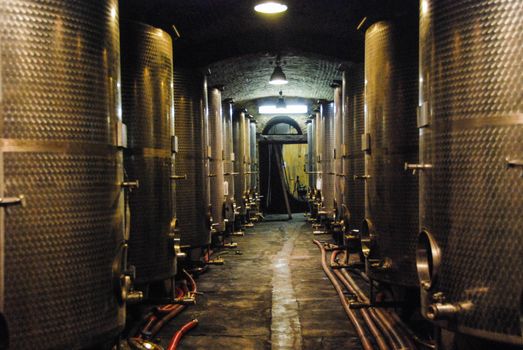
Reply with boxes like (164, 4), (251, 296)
(269, 56), (288, 85)
(276, 91), (286, 109)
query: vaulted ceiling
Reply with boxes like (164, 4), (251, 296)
(207, 51), (346, 102)
(120, 0), (417, 100)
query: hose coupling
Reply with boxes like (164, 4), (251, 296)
(426, 303), (459, 320)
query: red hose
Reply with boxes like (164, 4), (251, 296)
(166, 319), (199, 350)
(148, 270), (198, 337)
(139, 271), (198, 338)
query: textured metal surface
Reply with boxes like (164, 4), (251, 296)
(173, 68), (210, 247)
(364, 21), (419, 287)
(314, 110), (323, 192)
(343, 65), (365, 231)
(223, 100), (235, 201)
(333, 85), (344, 218)
(208, 87), (225, 232)
(121, 21), (175, 284)
(244, 114), (252, 193)
(0, 0), (124, 348)
(306, 120), (315, 189)
(321, 102), (335, 214)
(250, 121), (258, 192)
(232, 111), (248, 215)
(419, 0), (523, 343)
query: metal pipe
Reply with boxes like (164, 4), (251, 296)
(312, 240), (374, 350)
(368, 308), (399, 350)
(389, 312), (435, 349)
(339, 264), (417, 350)
(330, 253), (391, 350)
(380, 310), (418, 350)
(338, 264), (411, 350)
(333, 268), (389, 349)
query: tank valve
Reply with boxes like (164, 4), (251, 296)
(506, 158), (523, 177)
(369, 257), (393, 271)
(173, 238), (186, 260)
(119, 274), (143, 304)
(426, 292), (472, 320)
(0, 195), (26, 208)
(126, 290), (144, 304)
(404, 163), (432, 175)
(426, 302), (459, 320)
(354, 175), (371, 180)
(121, 180), (140, 190)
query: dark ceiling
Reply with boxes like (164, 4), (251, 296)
(120, 0), (418, 67)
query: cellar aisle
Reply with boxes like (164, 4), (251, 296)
(157, 215), (362, 350)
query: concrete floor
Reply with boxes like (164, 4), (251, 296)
(158, 215), (362, 350)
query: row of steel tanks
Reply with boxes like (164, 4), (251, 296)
(173, 78), (260, 262)
(307, 0), (522, 347)
(0, 1), (259, 348)
(206, 87), (261, 245)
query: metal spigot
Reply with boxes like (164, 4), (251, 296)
(171, 174), (187, 180)
(353, 175), (371, 180)
(426, 302), (459, 320)
(126, 290), (144, 304)
(506, 158), (523, 177)
(173, 238), (186, 260)
(425, 292), (473, 320)
(121, 180), (140, 189)
(119, 274), (143, 304)
(0, 195), (26, 208)
(404, 162), (433, 175)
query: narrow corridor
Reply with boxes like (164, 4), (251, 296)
(158, 215), (362, 349)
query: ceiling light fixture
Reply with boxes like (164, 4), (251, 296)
(254, 1), (288, 14)
(259, 105), (308, 114)
(269, 55), (288, 85)
(276, 90), (287, 109)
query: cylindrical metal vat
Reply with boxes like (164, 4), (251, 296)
(343, 65), (365, 232)
(418, 0), (522, 344)
(244, 115), (252, 195)
(222, 99), (236, 223)
(363, 21), (419, 286)
(332, 83), (344, 219)
(233, 110), (247, 216)
(306, 118), (315, 189)
(314, 109), (323, 192)
(121, 21), (175, 284)
(0, 1), (124, 348)
(173, 68), (210, 248)
(249, 120), (258, 194)
(208, 86), (225, 232)
(320, 101), (336, 215)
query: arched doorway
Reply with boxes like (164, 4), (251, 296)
(262, 115), (303, 135)
(259, 116), (308, 216)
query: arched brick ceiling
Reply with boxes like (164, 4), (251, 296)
(120, 0), (417, 67)
(208, 51), (345, 102)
